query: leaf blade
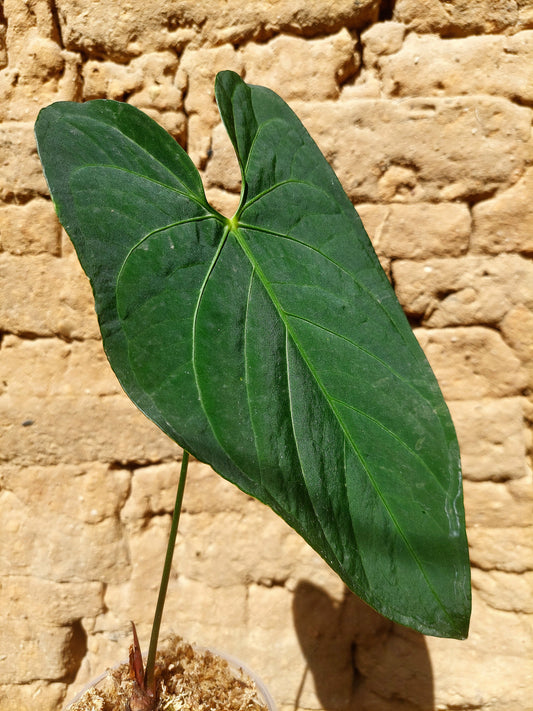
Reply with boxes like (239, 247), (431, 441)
(35, 73), (471, 639)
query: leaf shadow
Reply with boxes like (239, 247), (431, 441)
(292, 580), (435, 711)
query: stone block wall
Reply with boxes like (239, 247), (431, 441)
(0, 1), (532, 710)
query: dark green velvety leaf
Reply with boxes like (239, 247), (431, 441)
(35, 70), (471, 639)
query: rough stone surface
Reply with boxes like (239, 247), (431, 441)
(393, 254), (533, 327)
(357, 202), (471, 259)
(241, 29), (358, 101)
(501, 305), (533, 386)
(0, 254), (99, 339)
(55, 0), (379, 56)
(0, 1), (80, 123)
(0, 620), (81, 683)
(472, 568), (533, 613)
(463, 477), (532, 528)
(0, 123), (48, 200)
(360, 21), (406, 57)
(0, 336), (121, 398)
(0, 198), (61, 255)
(0, 464), (131, 582)
(471, 167), (533, 255)
(1, 3), (532, 711)
(468, 527), (533, 573)
(0, 393), (180, 466)
(415, 327), (529, 399)
(393, 0), (533, 35)
(376, 31), (533, 102)
(449, 398), (529, 481)
(3, 576), (104, 624)
(0, 682), (65, 711)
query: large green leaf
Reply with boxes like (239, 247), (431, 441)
(35, 70), (471, 638)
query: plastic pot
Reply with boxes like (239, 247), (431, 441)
(64, 642), (276, 711)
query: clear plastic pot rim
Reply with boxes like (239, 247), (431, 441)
(64, 643), (276, 711)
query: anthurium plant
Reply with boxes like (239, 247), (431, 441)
(35, 70), (471, 706)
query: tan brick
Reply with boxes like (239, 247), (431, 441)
(0, 198), (61, 255)
(177, 503), (345, 599)
(464, 478), (533, 528)
(0, 335), (121, 398)
(2, 576), (104, 624)
(253, 96), (531, 202)
(0, 122), (47, 200)
(248, 582), (439, 711)
(183, 463), (247, 516)
(56, 0), (379, 56)
(122, 54), (187, 143)
(18, 36), (65, 83)
(121, 515), (170, 601)
(449, 398), (528, 481)
(377, 32), (533, 103)
(204, 186), (240, 219)
(415, 326), (529, 399)
(341, 66), (382, 99)
(3, 0), (59, 59)
(472, 167), (533, 255)
(164, 578), (247, 635)
(366, 202), (470, 259)
(0, 58), (71, 123)
(178, 506), (294, 588)
(520, 0), (533, 28)
(468, 527), (533, 573)
(360, 21), (406, 57)
(56, 50), (83, 104)
(472, 569), (533, 613)
(0, 682), (65, 711)
(393, 255), (533, 327)
(241, 29), (358, 102)
(1, 0), (71, 127)
(67, 630), (129, 692)
(121, 461), (184, 526)
(0, 464), (131, 582)
(2, 507), (128, 588)
(0, 339), (181, 466)
(128, 53), (185, 109)
(353, 204), (388, 242)
(501, 306), (533, 385)
(82, 58), (144, 100)
(3, 462), (130, 523)
(393, 0), (528, 34)
(0, 253), (99, 339)
(0, 393), (180, 466)
(0, 620), (78, 683)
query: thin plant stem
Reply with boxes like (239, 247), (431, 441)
(144, 450), (190, 694)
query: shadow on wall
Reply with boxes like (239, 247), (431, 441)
(292, 581), (434, 711)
